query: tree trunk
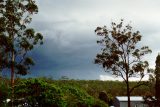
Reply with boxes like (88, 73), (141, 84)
(126, 77), (131, 107)
(11, 50), (15, 107)
(11, 22), (15, 106)
(0, 52), (1, 71)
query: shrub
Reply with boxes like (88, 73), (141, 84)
(14, 78), (66, 107)
(61, 85), (108, 107)
(0, 78), (10, 107)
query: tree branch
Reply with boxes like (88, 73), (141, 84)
(129, 75), (147, 93)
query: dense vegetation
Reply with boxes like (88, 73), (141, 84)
(0, 77), (108, 107)
(0, 76), (154, 107)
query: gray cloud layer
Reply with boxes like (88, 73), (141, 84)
(25, 0), (160, 79)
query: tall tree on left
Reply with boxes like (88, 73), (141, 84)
(0, 0), (43, 105)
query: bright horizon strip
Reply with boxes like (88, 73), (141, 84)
(99, 74), (149, 81)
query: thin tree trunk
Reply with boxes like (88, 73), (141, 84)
(126, 79), (131, 107)
(11, 23), (15, 106)
(0, 53), (1, 72)
(11, 50), (15, 107)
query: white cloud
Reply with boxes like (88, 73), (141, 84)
(100, 75), (123, 81)
(99, 74), (149, 81)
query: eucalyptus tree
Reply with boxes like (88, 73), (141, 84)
(94, 20), (151, 107)
(0, 0), (43, 105)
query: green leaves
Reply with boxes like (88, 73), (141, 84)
(95, 21), (152, 106)
(14, 79), (66, 106)
(24, 28), (35, 38)
(24, 57), (34, 66)
(155, 54), (160, 100)
(95, 20), (151, 78)
(94, 20), (153, 104)
(14, 78), (109, 107)
(34, 33), (43, 45)
(0, 0), (43, 75)
(95, 20), (152, 106)
(16, 64), (28, 75)
(26, 1), (38, 14)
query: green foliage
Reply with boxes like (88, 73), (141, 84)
(0, 77), (10, 106)
(62, 85), (94, 106)
(0, 77), (154, 106)
(0, 1), (43, 105)
(51, 80), (151, 97)
(0, 34), (9, 71)
(147, 54), (160, 102)
(155, 54), (160, 101)
(0, 77), (152, 106)
(95, 20), (151, 79)
(0, 0), (43, 75)
(14, 78), (66, 107)
(14, 78), (108, 107)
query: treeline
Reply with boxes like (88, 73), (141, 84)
(51, 79), (154, 97)
(0, 77), (154, 106)
(0, 77), (108, 107)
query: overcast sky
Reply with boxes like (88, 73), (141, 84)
(23, 0), (160, 80)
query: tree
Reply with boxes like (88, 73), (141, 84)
(14, 79), (66, 107)
(155, 54), (160, 105)
(94, 20), (151, 107)
(145, 54), (160, 106)
(0, 0), (43, 105)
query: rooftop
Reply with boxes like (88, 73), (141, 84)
(116, 96), (144, 102)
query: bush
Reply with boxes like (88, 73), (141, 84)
(62, 85), (94, 106)
(0, 78), (10, 107)
(14, 78), (66, 107)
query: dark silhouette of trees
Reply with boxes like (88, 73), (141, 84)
(94, 20), (151, 107)
(0, 0), (43, 106)
(155, 54), (160, 105)
(99, 91), (108, 103)
(0, 35), (9, 71)
(144, 54), (160, 106)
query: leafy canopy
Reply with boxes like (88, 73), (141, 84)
(95, 20), (151, 82)
(0, 0), (43, 75)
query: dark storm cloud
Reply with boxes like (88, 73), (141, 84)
(29, 36), (105, 79)
(26, 0), (160, 80)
